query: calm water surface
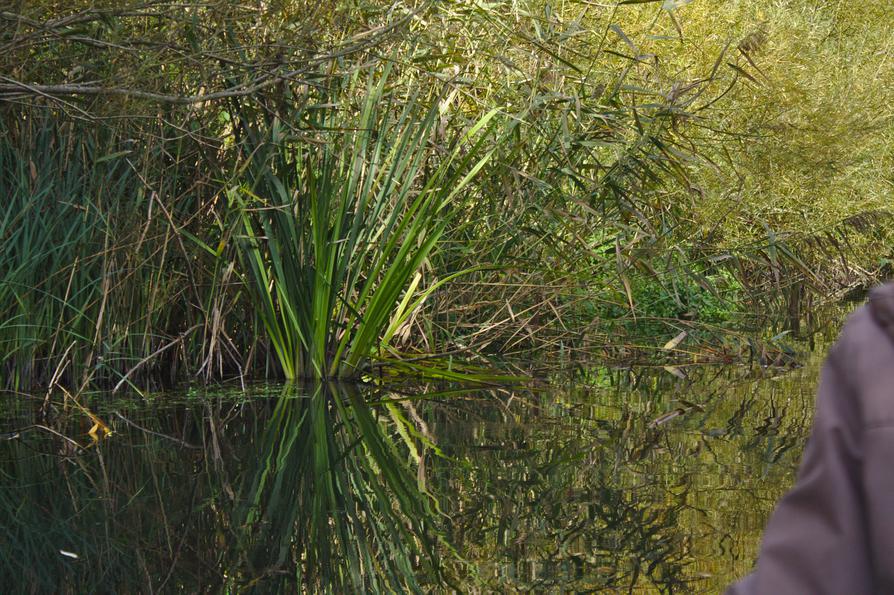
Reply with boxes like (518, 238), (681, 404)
(0, 317), (845, 593)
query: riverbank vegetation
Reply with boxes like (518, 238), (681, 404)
(2, 0), (892, 390)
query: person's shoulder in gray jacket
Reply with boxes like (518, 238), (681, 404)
(727, 282), (894, 594)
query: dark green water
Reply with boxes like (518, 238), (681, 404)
(0, 324), (840, 593)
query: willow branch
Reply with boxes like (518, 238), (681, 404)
(0, 73), (299, 105)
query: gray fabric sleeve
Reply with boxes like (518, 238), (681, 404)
(725, 350), (873, 594)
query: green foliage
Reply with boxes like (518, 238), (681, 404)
(618, 268), (742, 324)
(1, 0), (892, 388)
(0, 120), (200, 390)
(229, 68), (498, 380)
(620, 0), (894, 281)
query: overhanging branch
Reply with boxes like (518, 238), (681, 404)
(0, 73), (304, 106)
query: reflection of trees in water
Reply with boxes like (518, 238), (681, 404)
(0, 358), (819, 592)
(428, 393), (696, 592)
(0, 385), (451, 593)
(423, 360), (818, 593)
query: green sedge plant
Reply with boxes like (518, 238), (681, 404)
(228, 67), (499, 381)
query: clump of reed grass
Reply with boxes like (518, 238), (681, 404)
(228, 68), (499, 380)
(0, 117), (217, 393)
(0, 121), (130, 391)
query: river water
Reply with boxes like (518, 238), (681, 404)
(0, 314), (845, 593)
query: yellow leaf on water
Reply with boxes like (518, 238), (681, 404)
(87, 418), (112, 442)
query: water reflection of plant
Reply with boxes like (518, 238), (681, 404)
(0, 357), (820, 591)
(226, 383), (455, 592)
(0, 385), (456, 592)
